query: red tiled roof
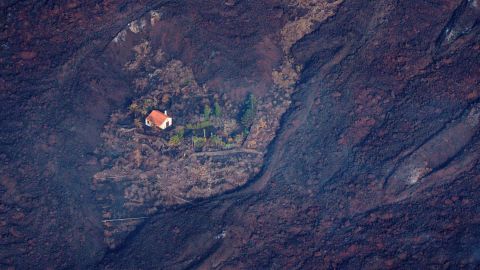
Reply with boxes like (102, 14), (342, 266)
(146, 110), (169, 126)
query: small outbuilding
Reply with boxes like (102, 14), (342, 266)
(145, 110), (172, 129)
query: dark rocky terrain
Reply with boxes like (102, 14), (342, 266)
(1, 0), (480, 269)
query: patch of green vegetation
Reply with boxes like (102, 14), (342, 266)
(168, 128), (184, 146)
(192, 136), (207, 148)
(143, 98), (155, 107)
(224, 143), (235, 149)
(128, 98), (158, 117)
(210, 135), (225, 147)
(209, 135), (234, 149)
(240, 93), (257, 129)
(203, 104), (211, 120)
(214, 101), (221, 117)
(186, 120), (211, 130)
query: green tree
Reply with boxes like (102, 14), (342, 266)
(240, 93), (257, 128)
(204, 104), (211, 119)
(168, 128), (184, 146)
(214, 102), (222, 117)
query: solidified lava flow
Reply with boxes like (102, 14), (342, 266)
(1, 0), (480, 269)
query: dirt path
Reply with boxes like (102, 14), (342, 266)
(191, 148), (263, 157)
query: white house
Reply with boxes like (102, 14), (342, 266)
(145, 110), (172, 129)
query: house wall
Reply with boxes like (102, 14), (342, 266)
(145, 117), (172, 129)
(160, 117), (172, 129)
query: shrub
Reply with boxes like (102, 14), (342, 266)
(193, 136), (207, 148)
(168, 129), (184, 146)
(129, 102), (139, 113)
(224, 143), (235, 149)
(143, 98), (155, 107)
(131, 98), (157, 116)
(210, 135), (226, 147)
(134, 118), (143, 128)
(168, 135), (182, 146)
